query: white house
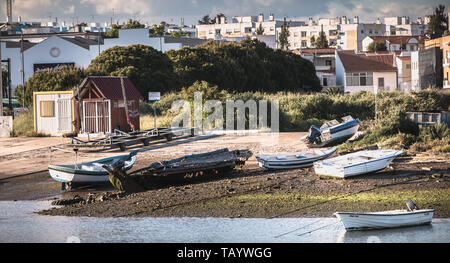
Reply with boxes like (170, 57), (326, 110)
(336, 50), (398, 93)
(296, 48), (336, 88)
(362, 35), (427, 52)
(0, 29), (198, 95)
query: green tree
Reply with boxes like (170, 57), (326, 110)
(315, 27), (329, 48)
(89, 44), (179, 97)
(310, 35), (316, 47)
(14, 66), (94, 108)
(256, 22), (265, 35)
(105, 19), (145, 38)
(198, 15), (214, 25)
(122, 19), (145, 29)
(149, 24), (165, 36)
(167, 38), (321, 93)
(278, 17), (290, 50)
(426, 4), (449, 38)
(170, 29), (189, 37)
(367, 40), (387, 51)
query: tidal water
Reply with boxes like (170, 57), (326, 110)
(0, 201), (449, 243)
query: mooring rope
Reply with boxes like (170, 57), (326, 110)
(296, 221), (339, 237)
(274, 219), (324, 238)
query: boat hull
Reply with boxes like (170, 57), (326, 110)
(256, 148), (336, 170)
(306, 120), (360, 148)
(313, 150), (403, 178)
(48, 155), (136, 184)
(49, 169), (109, 183)
(334, 210), (434, 231)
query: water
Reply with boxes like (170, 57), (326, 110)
(0, 201), (449, 243)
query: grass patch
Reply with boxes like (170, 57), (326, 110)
(11, 111), (47, 137)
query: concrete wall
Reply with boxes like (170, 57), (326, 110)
(373, 71), (397, 91)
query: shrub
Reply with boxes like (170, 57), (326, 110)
(11, 111), (47, 137)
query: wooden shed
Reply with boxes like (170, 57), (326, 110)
(74, 76), (143, 134)
(33, 90), (75, 135)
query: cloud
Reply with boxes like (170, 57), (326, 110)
(80, 0), (151, 16)
(0, 0), (443, 25)
(64, 5), (75, 15)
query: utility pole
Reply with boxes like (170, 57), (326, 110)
(0, 39), (3, 117)
(20, 34), (25, 108)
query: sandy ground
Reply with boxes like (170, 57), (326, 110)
(0, 133), (449, 218)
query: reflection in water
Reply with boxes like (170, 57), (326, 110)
(0, 201), (449, 243)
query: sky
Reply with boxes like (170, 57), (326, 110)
(0, 0), (446, 26)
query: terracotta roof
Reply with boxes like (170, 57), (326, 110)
(79, 76), (143, 100)
(369, 35), (429, 45)
(337, 50), (397, 72)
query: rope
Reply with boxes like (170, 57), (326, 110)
(296, 221), (339, 237)
(274, 219), (324, 238)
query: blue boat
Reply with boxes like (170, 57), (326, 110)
(302, 116), (361, 148)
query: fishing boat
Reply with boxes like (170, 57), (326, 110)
(256, 148), (337, 170)
(48, 151), (137, 189)
(334, 199), (434, 231)
(313, 149), (403, 178)
(102, 148), (252, 193)
(302, 116), (361, 148)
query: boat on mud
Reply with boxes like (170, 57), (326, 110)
(313, 149), (403, 178)
(302, 116), (361, 148)
(334, 199), (434, 231)
(48, 151), (137, 189)
(256, 148), (337, 170)
(102, 148), (252, 193)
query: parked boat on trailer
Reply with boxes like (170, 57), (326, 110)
(48, 150), (137, 190)
(302, 115), (361, 148)
(334, 199), (434, 231)
(313, 149), (403, 178)
(256, 148), (337, 170)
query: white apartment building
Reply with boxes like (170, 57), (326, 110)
(383, 16), (428, 36)
(196, 13), (305, 41)
(0, 29), (195, 93)
(283, 16), (387, 51)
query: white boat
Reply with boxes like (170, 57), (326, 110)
(334, 209), (434, 231)
(313, 149), (403, 178)
(256, 148), (337, 170)
(302, 116), (361, 148)
(48, 151), (137, 188)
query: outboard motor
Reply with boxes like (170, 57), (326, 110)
(406, 199), (419, 211)
(306, 125), (322, 144)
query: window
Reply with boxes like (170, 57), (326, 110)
(325, 60), (332, 66)
(301, 40), (307, 47)
(378, 77), (384, 88)
(406, 64), (411, 69)
(346, 72), (373, 86)
(301, 31), (307, 37)
(323, 78), (328, 86)
(40, 101), (55, 117)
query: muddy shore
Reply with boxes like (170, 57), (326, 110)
(0, 133), (449, 218)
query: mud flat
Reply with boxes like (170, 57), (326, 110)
(0, 134), (448, 218)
